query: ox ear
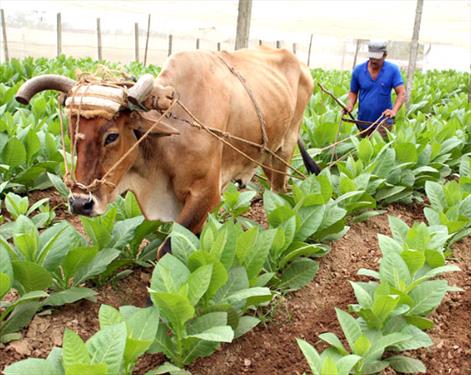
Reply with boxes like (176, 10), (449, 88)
(130, 110), (180, 137)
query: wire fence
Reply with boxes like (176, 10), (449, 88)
(0, 9), (468, 72)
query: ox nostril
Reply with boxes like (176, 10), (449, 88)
(83, 198), (94, 212)
(69, 196), (95, 215)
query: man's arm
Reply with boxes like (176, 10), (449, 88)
(344, 91), (358, 114)
(383, 84), (405, 118)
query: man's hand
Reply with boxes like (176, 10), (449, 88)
(382, 109), (396, 118)
(342, 104), (353, 115)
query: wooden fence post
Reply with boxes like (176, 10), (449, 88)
(144, 14), (151, 66)
(196, 38), (200, 50)
(258, 39), (262, 46)
(276, 40), (281, 48)
(57, 13), (62, 56)
(134, 22), (139, 62)
(96, 18), (102, 60)
(307, 33), (313, 67)
(217, 42), (221, 51)
(1, 9), (8, 62)
(168, 34), (173, 56)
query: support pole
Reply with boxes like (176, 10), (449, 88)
(1, 9), (8, 62)
(406, 0), (424, 108)
(352, 39), (360, 69)
(307, 33), (313, 67)
(168, 34), (173, 56)
(292, 42), (296, 55)
(235, 0), (252, 50)
(96, 18), (102, 60)
(56, 13), (62, 56)
(196, 38), (200, 50)
(134, 22), (139, 62)
(217, 42), (221, 51)
(144, 14), (151, 66)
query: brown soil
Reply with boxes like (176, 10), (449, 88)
(0, 203), (469, 375)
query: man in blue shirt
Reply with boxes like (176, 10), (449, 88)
(344, 40), (405, 136)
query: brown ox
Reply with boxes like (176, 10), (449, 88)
(16, 46), (319, 257)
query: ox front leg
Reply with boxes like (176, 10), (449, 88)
(157, 180), (221, 259)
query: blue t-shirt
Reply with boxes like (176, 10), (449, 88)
(350, 61), (404, 126)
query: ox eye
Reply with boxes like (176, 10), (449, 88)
(104, 133), (119, 146)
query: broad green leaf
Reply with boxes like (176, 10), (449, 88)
(4, 359), (61, 375)
(244, 229), (276, 281)
(12, 261), (52, 293)
(44, 288), (96, 307)
(65, 363), (108, 375)
(318, 332), (348, 355)
(0, 272), (11, 298)
(98, 305), (123, 328)
(188, 251), (228, 299)
(187, 264), (213, 305)
(388, 216), (409, 241)
(187, 312), (228, 335)
(387, 355), (426, 373)
(321, 356), (338, 375)
(296, 338), (321, 374)
(408, 280), (448, 315)
(73, 248), (120, 285)
(401, 249), (425, 277)
(0, 301), (41, 337)
(0, 245), (13, 278)
(335, 308), (361, 351)
(295, 206), (325, 241)
(349, 281), (373, 307)
(224, 287), (271, 304)
(150, 291), (195, 327)
(63, 328), (90, 367)
(150, 254), (190, 293)
(214, 266), (249, 304)
(151, 362), (191, 374)
(336, 355), (362, 375)
(86, 322), (127, 375)
(425, 181), (446, 211)
(186, 325), (234, 343)
(379, 252), (410, 289)
(61, 246), (98, 283)
(353, 335), (371, 356)
(80, 208), (116, 249)
(234, 316), (260, 338)
(278, 258), (319, 291)
(2, 137), (26, 168)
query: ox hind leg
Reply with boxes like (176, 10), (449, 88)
(262, 132), (298, 193)
(157, 175), (221, 259)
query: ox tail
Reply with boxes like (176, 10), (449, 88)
(297, 138), (321, 175)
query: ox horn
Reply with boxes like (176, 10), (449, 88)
(16, 74), (76, 105)
(127, 74), (154, 107)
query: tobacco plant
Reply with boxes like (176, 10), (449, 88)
(262, 172), (345, 291)
(3, 304), (159, 375)
(147, 221), (271, 370)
